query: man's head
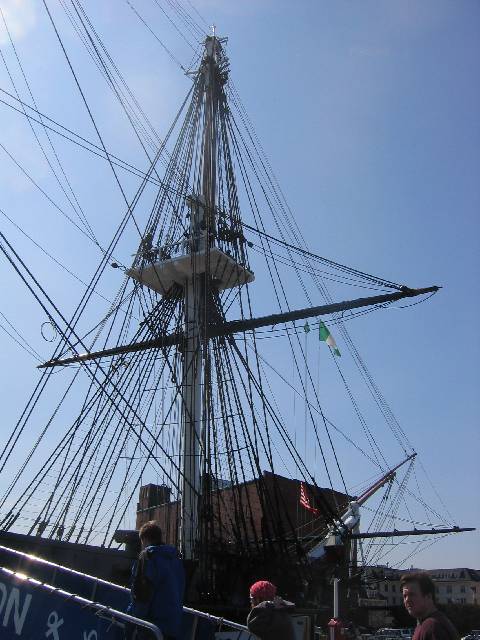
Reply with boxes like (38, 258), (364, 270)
(139, 520), (163, 549)
(249, 580), (277, 607)
(400, 572), (437, 620)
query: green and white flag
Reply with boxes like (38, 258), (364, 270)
(318, 320), (341, 356)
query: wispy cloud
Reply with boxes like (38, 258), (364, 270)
(0, 0), (36, 47)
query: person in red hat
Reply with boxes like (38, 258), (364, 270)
(246, 580), (295, 640)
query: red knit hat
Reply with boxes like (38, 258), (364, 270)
(249, 580), (277, 601)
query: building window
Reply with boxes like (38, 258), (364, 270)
(392, 584), (396, 593)
(446, 586), (452, 594)
(461, 586), (466, 593)
(384, 584), (388, 592)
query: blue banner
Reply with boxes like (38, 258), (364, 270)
(0, 568), (158, 640)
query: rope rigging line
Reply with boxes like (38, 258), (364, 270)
(234, 304), (394, 340)
(226, 77), (422, 465)
(0, 26), (452, 567)
(244, 224), (404, 291)
(228, 83), (308, 245)
(5, 328), (188, 544)
(66, 0), (191, 229)
(210, 339), (266, 552)
(363, 462), (414, 565)
(0, 332), (77, 474)
(36, 288), (189, 540)
(227, 336), (341, 529)
(248, 339), (382, 470)
(66, 341), (170, 542)
(227, 109), (312, 311)
(126, 1), (187, 72)
(0, 206), (132, 315)
(215, 337), (313, 555)
(219, 112), (354, 502)
(228, 90), (446, 548)
(225, 102), (432, 500)
(63, 0), (162, 154)
(0, 317), (43, 362)
(249, 244), (394, 291)
(184, 0), (209, 30)
(31, 93), (192, 371)
(0, 140), (105, 250)
(0, 365), (85, 515)
(43, 334), (163, 537)
(0, 234), (191, 503)
(417, 458), (456, 525)
(228, 95), (424, 470)
(0, 86), (189, 191)
(163, 0), (205, 41)
(0, 131), (160, 378)
(151, 0), (200, 50)
(360, 502), (444, 529)
(391, 533), (450, 569)
(0, 9), (97, 244)
(42, 0), (144, 242)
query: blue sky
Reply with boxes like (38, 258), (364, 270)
(0, 1), (478, 570)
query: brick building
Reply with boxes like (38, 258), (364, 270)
(135, 471), (350, 550)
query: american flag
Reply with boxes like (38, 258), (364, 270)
(299, 482), (319, 515)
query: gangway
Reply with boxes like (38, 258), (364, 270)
(0, 545), (252, 639)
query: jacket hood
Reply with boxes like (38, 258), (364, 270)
(255, 596), (295, 611)
(145, 544), (180, 559)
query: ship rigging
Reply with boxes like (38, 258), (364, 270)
(0, 4), (473, 610)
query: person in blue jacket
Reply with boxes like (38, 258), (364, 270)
(127, 520), (185, 640)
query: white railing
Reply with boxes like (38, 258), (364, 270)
(0, 565), (163, 639)
(0, 544), (251, 638)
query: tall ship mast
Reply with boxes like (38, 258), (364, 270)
(0, 9), (473, 623)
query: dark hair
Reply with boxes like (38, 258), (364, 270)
(400, 572), (436, 602)
(139, 520), (163, 545)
